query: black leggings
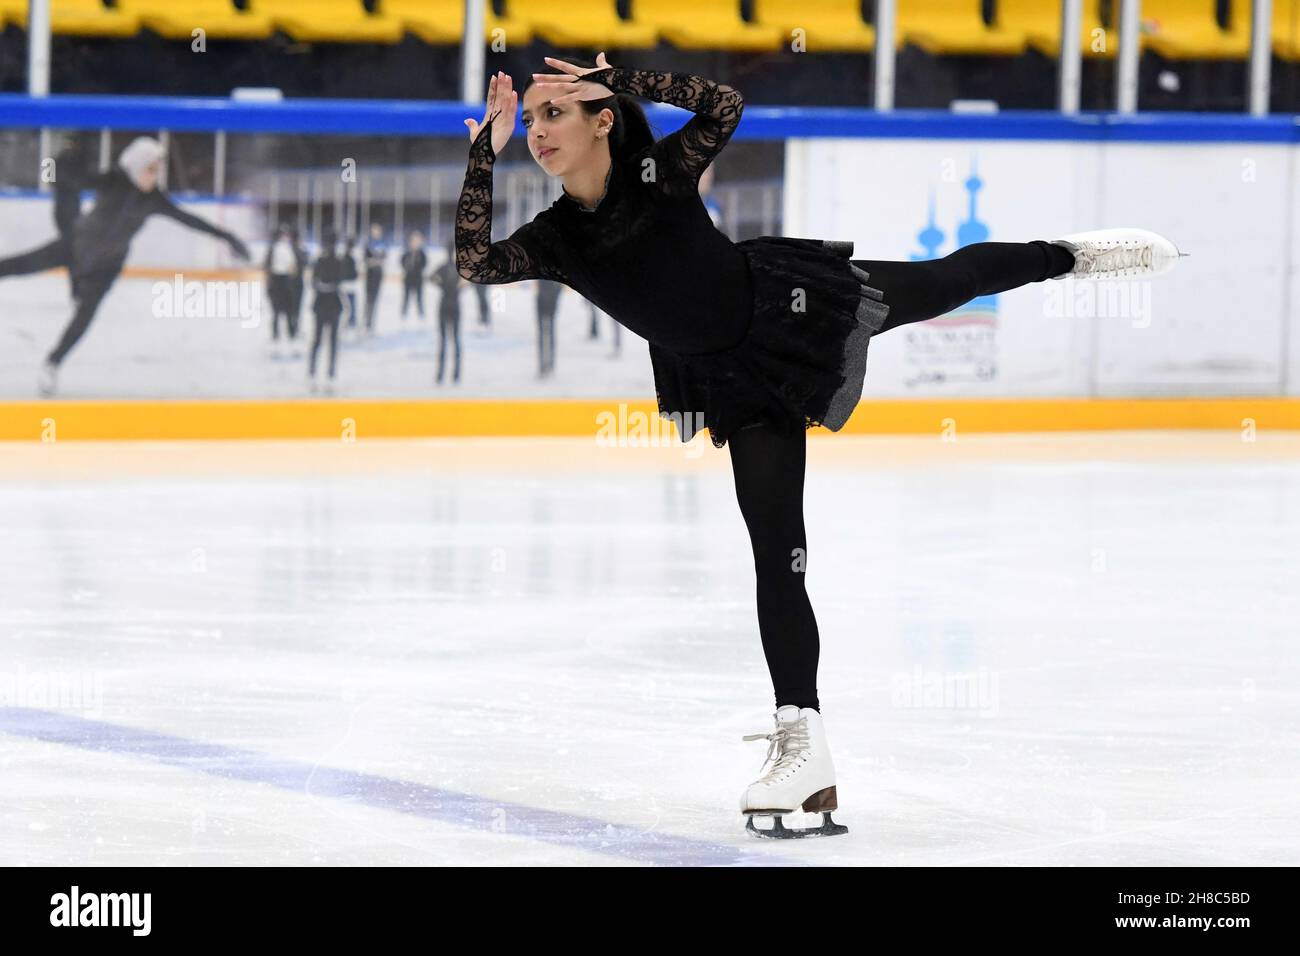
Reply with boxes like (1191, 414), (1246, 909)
(730, 240), (1072, 713)
(0, 237), (120, 365)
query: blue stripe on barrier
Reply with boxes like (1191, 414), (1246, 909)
(0, 187), (258, 203)
(0, 93), (1295, 142)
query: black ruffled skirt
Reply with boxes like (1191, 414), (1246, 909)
(648, 236), (891, 448)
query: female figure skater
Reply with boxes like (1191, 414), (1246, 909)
(0, 136), (250, 396)
(456, 57), (1183, 838)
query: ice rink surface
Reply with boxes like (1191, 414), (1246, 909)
(1, 432), (1297, 866)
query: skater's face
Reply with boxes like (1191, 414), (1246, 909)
(135, 159), (162, 192)
(522, 84), (611, 175)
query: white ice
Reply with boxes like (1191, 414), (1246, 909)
(1, 432), (1298, 866)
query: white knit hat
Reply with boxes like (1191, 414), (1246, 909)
(117, 137), (167, 189)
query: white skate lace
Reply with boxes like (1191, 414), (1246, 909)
(1078, 242), (1152, 276)
(743, 717), (811, 783)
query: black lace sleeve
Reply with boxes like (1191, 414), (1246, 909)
(455, 110), (567, 284)
(587, 66), (744, 192)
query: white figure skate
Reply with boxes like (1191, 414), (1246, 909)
(1049, 227), (1186, 280)
(740, 704), (847, 838)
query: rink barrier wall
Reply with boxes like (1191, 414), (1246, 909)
(1, 398), (1298, 441)
(2, 100), (1295, 436)
(0, 93), (1293, 142)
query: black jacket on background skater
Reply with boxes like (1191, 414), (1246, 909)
(58, 167), (246, 281)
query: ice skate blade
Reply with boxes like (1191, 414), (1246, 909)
(744, 811), (848, 839)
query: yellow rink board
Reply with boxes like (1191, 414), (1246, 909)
(1, 397), (1299, 442)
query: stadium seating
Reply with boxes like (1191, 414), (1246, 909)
(633, 0), (783, 52)
(896, 0), (1028, 56)
(245, 0), (403, 44)
(115, 0), (275, 41)
(0, 0), (140, 37)
(1267, 0), (1300, 60)
(998, 0), (1120, 59)
(379, 0), (535, 46)
(510, 0), (658, 49)
(1141, 0), (1251, 59)
(0, 0), (1284, 70)
(752, 0), (877, 53)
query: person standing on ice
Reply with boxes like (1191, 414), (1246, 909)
(456, 56), (1185, 838)
(430, 240), (466, 385)
(0, 136), (251, 396)
(265, 223), (303, 352)
(308, 228), (344, 393)
(339, 234), (361, 335)
(362, 222), (387, 336)
(534, 277), (561, 378)
(399, 230), (428, 321)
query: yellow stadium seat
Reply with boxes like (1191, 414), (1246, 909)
(247, 0), (402, 44)
(1266, 0), (1300, 60)
(752, 0), (876, 53)
(379, 0), (535, 45)
(509, 0), (658, 49)
(999, 0), (1121, 59)
(1142, 0), (1250, 59)
(115, 0), (274, 41)
(633, 0), (783, 52)
(897, 0), (1027, 56)
(2, 0), (140, 38)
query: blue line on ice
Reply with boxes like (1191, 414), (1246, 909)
(0, 707), (801, 866)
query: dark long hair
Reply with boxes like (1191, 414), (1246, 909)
(522, 59), (656, 163)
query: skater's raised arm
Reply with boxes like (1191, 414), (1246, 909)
(153, 193), (251, 260)
(567, 57), (744, 190)
(456, 74), (566, 285)
(455, 118), (564, 284)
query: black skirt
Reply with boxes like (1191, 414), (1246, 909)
(648, 236), (891, 448)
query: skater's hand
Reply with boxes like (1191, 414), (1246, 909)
(531, 53), (614, 106)
(465, 71), (517, 156)
(228, 236), (251, 261)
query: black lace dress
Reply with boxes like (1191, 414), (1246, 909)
(455, 66), (891, 448)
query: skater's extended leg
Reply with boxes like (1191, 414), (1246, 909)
(0, 237), (71, 279)
(46, 271), (115, 365)
(728, 421), (820, 713)
(856, 240), (1075, 335)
